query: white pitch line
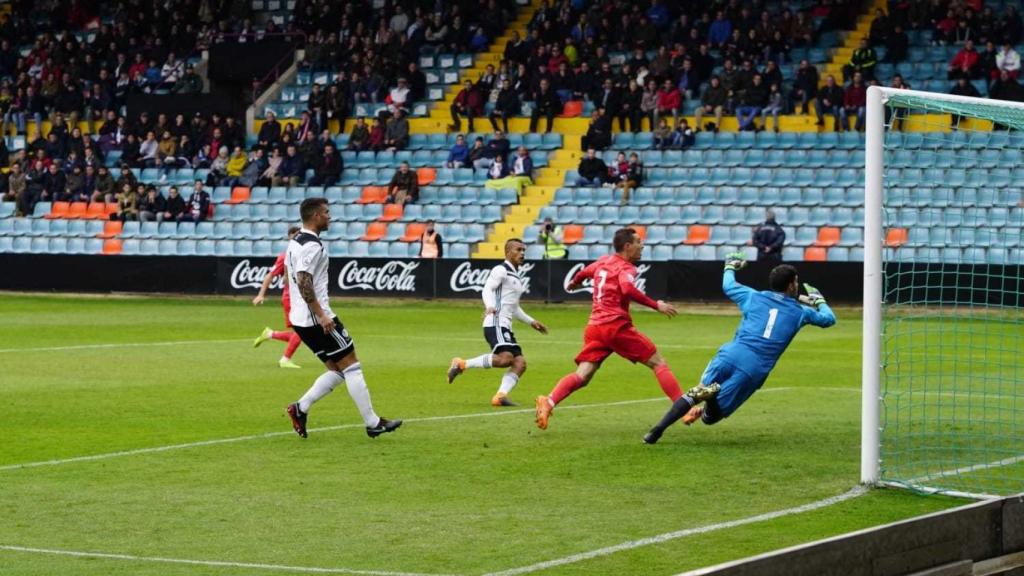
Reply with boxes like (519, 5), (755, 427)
(0, 338), (251, 353)
(0, 544), (456, 576)
(481, 486), (871, 576)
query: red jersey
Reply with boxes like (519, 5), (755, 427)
(571, 254), (659, 326)
(270, 250), (289, 305)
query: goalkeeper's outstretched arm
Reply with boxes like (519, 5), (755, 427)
(799, 283), (837, 328)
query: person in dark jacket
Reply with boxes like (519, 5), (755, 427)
(387, 161), (419, 205)
(489, 78), (521, 133)
(580, 107), (613, 150)
(179, 180), (211, 222)
(529, 78), (561, 133)
(257, 111), (282, 150)
(449, 80), (484, 132)
(164, 186), (187, 221)
(694, 75), (727, 132)
(736, 73), (768, 131)
(950, 77), (982, 127)
(138, 186), (168, 222)
(275, 144), (306, 187)
(751, 209), (785, 263)
(575, 147), (609, 186)
(815, 75), (846, 132)
(791, 59), (819, 115)
(618, 78), (644, 132)
(308, 143), (342, 186)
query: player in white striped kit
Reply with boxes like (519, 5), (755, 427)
(447, 238), (548, 406)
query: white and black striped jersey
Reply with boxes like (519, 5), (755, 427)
(481, 261), (534, 329)
(286, 228), (334, 327)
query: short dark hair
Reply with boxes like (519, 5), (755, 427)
(505, 237), (524, 250)
(300, 197), (328, 222)
(612, 227), (637, 252)
(769, 264), (798, 292)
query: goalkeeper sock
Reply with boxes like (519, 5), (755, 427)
(652, 395), (695, 433)
(654, 364), (683, 401)
(466, 354), (493, 369)
(549, 373), (585, 406)
(298, 370), (344, 413)
(283, 333), (302, 360)
(498, 371), (519, 395)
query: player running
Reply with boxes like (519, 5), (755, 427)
(535, 227), (705, 430)
(447, 238), (548, 407)
(642, 254), (836, 444)
(252, 226), (303, 369)
(284, 198), (402, 439)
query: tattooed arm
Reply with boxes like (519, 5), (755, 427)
(297, 271), (336, 333)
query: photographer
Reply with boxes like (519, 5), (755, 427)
(537, 217), (567, 259)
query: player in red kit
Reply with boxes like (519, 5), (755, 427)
(535, 227), (714, 430)
(252, 226), (303, 369)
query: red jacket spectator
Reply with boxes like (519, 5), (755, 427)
(453, 86), (485, 116)
(844, 82), (867, 108)
(950, 45), (980, 74)
(656, 86), (682, 111)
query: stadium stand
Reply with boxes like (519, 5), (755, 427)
(2, 0), (1024, 262)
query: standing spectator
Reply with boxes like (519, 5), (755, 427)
(791, 60), (819, 114)
(164, 186), (186, 221)
(948, 40), (981, 80)
(387, 161), (419, 205)
(997, 41), (1021, 80)
(751, 209), (785, 263)
(884, 25), (909, 63)
(308, 143), (342, 186)
(761, 83), (785, 133)
(618, 78), (644, 133)
(950, 76), (982, 128)
(449, 80), (483, 132)
(841, 72), (868, 132)
(654, 79), (682, 130)
(420, 221), (443, 258)
(736, 74), (768, 131)
(529, 78), (560, 134)
(694, 76), (727, 132)
(537, 217), (567, 259)
(640, 79), (659, 129)
(347, 117), (370, 151)
(575, 147), (609, 187)
(383, 109), (409, 151)
(180, 181), (210, 222)
(580, 108), (612, 151)
(816, 75), (846, 131)
(844, 38), (877, 82)
(447, 134), (470, 168)
(489, 78), (520, 133)
(138, 186), (168, 222)
(615, 152), (643, 204)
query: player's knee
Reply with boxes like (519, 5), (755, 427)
(493, 352), (514, 368)
(512, 356), (527, 374)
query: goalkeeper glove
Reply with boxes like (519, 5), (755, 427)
(724, 252), (747, 271)
(800, 283), (826, 308)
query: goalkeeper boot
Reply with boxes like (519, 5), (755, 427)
(366, 417), (403, 438)
(286, 403), (308, 438)
(685, 382), (721, 404)
(447, 357), (466, 384)
(682, 405), (705, 426)
(491, 392), (518, 407)
(253, 327), (273, 348)
(535, 395), (553, 430)
(642, 427), (663, 445)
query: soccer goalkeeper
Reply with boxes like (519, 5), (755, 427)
(643, 254), (837, 444)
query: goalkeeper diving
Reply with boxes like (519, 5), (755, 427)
(643, 253), (836, 444)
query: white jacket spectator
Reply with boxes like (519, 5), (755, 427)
(161, 54), (185, 84)
(998, 44), (1021, 73)
(388, 78), (411, 114)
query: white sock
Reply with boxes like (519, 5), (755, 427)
(466, 353), (493, 369)
(342, 362), (380, 427)
(279, 356), (289, 362)
(498, 371), (519, 395)
(298, 370), (344, 413)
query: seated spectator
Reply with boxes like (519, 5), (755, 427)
(112, 182), (139, 221)
(473, 130), (510, 170)
(575, 148), (609, 187)
(164, 186), (186, 221)
(157, 130), (180, 171)
(840, 72), (868, 132)
(736, 74), (768, 131)
(295, 111), (319, 143)
(387, 161), (418, 205)
(467, 137), (487, 167)
(580, 108), (612, 151)
(611, 151), (642, 204)
(815, 75), (846, 131)
(6, 164), (25, 209)
(791, 60), (819, 115)
(990, 69), (1024, 103)
(997, 41), (1021, 81)
(309, 143), (342, 186)
(843, 38), (877, 82)
(486, 154), (509, 180)
(257, 111), (282, 150)
(640, 79), (658, 129)
(239, 148), (267, 188)
(260, 148), (283, 186)
(654, 79), (682, 130)
(179, 181), (210, 222)
(694, 76), (727, 132)
(485, 145), (533, 194)
(64, 165), (87, 202)
(138, 186), (168, 222)
(224, 147), (247, 186)
(446, 134), (470, 168)
(420, 221), (443, 259)
(529, 78), (560, 134)
(884, 25), (909, 63)
(646, 117), (669, 150)
(207, 146), (230, 186)
(383, 109), (409, 151)
(950, 76), (982, 127)
(387, 77), (411, 115)
(367, 117), (386, 151)
(948, 40), (981, 80)
(275, 144), (305, 187)
(761, 83), (785, 133)
(449, 80), (483, 132)
(139, 131), (159, 167)
(672, 119), (696, 149)
(173, 64), (203, 94)
(41, 162), (65, 203)
(160, 53), (185, 90)
(347, 117), (370, 151)
(489, 78), (520, 134)
(886, 75), (911, 131)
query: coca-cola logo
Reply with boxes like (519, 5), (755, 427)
(337, 260), (419, 292)
(231, 259), (284, 290)
(563, 263), (650, 294)
(449, 261), (534, 293)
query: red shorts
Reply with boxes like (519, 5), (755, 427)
(574, 321), (657, 365)
(282, 298), (292, 328)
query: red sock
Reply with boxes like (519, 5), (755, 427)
(271, 330), (291, 342)
(284, 333), (302, 359)
(654, 364), (683, 401)
(549, 373), (584, 406)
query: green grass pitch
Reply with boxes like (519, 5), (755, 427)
(0, 294), (966, 575)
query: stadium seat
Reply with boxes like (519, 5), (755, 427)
(361, 222), (387, 241)
(885, 228), (908, 248)
(226, 186), (251, 204)
(102, 239), (123, 255)
(357, 186), (388, 204)
(560, 100), (584, 117)
(417, 167), (436, 186)
(380, 204), (403, 222)
(562, 224), (584, 244)
(804, 247), (827, 261)
(400, 223), (426, 242)
(815, 227), (841, 247)
(683, 225), (711, 245)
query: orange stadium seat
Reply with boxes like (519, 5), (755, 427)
(629, 225), (647, 241)
(361, 222), (387, 241)
(65, 202), (89, 219)
(45, 201), (70, 219)
(815, 227), (840, 247)
(886, 228), (908, 248)
(561, 100), (584, 117)
(416, 167), (436, 186)
(400, 222), (427, 242)
(97, 221), (123, 238)
(562, 225), (584, 244)
(683, 225), (711, 245)
(804, 247), (828, 261)
(380, 203), (403, 222)
(357, 186), (388, 204)
(225, 186), (251, 204)
(102, 239), (122, 255)
(85, 201), (108, 219)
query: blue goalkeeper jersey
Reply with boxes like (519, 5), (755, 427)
(716, 269), (836, 380)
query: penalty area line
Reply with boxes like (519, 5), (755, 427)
(0, 544), (456, 576)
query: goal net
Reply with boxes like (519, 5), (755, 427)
(863, 87), (1024, 499)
